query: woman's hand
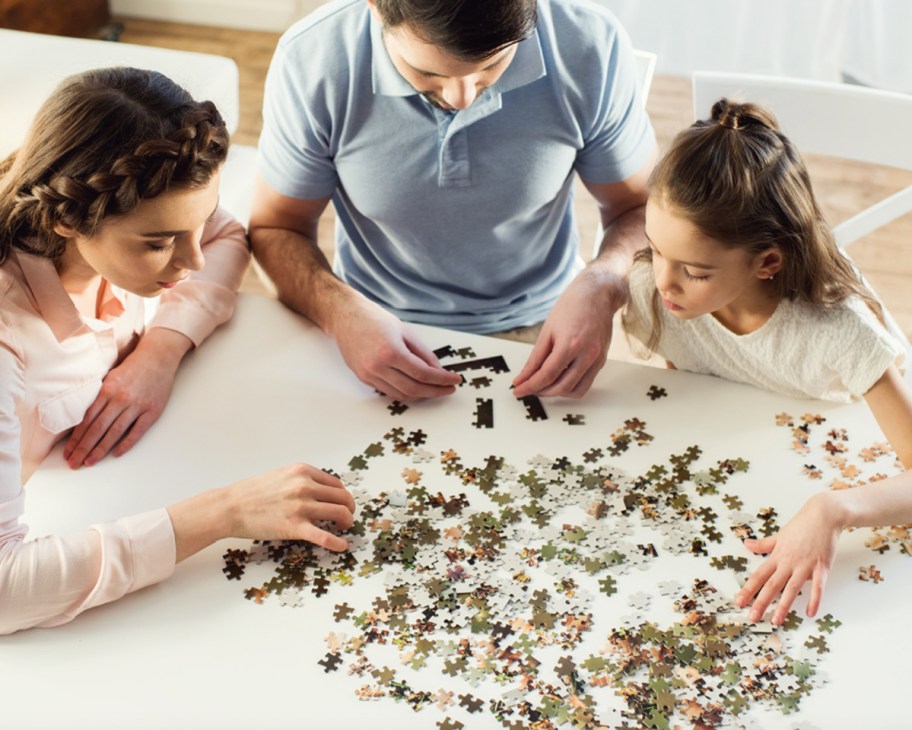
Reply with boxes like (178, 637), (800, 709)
(64, 328), (192, 468)
(169, 464), (357, 560)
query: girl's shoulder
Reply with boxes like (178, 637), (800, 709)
(625, 261), (656, 323)
(778, 295), (887, 333)
(628, 260), (654, 299)
(779, 295), (903, 361)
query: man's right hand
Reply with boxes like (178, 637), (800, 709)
(247, 178), (457, 401)
(329, 295), (462, 401)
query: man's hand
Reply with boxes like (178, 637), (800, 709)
(513, 164), (653, 399)
(512, 267), (620, 399)
(330, 295), (462, 401)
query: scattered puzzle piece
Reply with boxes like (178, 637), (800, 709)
(319, 652), (343, 672)
(519, 394), (548, 421)
(387, 400), (409, 415)
(220, 401), (858, 729)
(472, 398), (493, 429)
(646, 385), (667, 400)
(562, 413), (585, 426)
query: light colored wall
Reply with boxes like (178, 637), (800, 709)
(111, 0), (912, 92)
(599, 0), (911, 91)
(110, 0), (314, 32)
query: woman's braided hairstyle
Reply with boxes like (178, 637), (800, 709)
(0, 67), (229, 262)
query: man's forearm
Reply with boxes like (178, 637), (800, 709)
(249, 227), (351, 333)
(594, 202), (647, 264)
(588, 203), (647, 312)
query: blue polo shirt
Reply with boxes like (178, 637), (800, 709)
(258, 0), (655, 333)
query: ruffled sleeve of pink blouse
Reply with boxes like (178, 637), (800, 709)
(149, 206), (250, 346)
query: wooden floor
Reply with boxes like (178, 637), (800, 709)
(112, 17), (912, 339)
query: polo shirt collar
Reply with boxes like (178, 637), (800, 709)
(371, 16), (546, 100)
(14, 249), (126, 341)
(371, 16), (414, 98)
(492, 28), (545, 95)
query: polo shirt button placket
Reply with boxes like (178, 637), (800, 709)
(438, 125), (470, 188)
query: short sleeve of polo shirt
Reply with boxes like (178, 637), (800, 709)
(569, 6), (655, 185)
(257, 1), (361, 200)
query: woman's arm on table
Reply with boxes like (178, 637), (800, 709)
(64, 208), (251, 468)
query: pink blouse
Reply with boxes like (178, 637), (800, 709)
(0, 208), (249, 634)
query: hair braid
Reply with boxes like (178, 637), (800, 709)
(0, 69), (229, 262)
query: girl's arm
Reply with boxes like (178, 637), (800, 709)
(736, 364), (912, 624)
(63, 208), (251, 468)
(862, 365), (912, 469)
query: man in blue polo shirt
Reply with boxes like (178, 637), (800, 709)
(249, 0), (657, 401)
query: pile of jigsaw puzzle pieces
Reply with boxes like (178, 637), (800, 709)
(217, 404), (906, 729)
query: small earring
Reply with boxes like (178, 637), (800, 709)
(766, 273), (776, 281)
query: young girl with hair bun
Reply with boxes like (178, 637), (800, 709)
(622, 98), (912, 625)
(0, 68), (354, 634)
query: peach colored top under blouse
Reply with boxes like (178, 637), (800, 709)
(0, 208), (249, 634)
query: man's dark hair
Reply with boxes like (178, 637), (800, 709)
(374, 0), (537, 61)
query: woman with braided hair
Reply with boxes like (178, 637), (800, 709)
(0, 68), (354, 634)
(621, 98), (912, 626)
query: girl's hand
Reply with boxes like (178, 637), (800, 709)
(734, 492), (845, 625)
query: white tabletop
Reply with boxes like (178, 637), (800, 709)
(5, 293), (908, 729)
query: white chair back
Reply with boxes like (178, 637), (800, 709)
(692, 71), (912, 248)
(632, 49), (657, 108)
